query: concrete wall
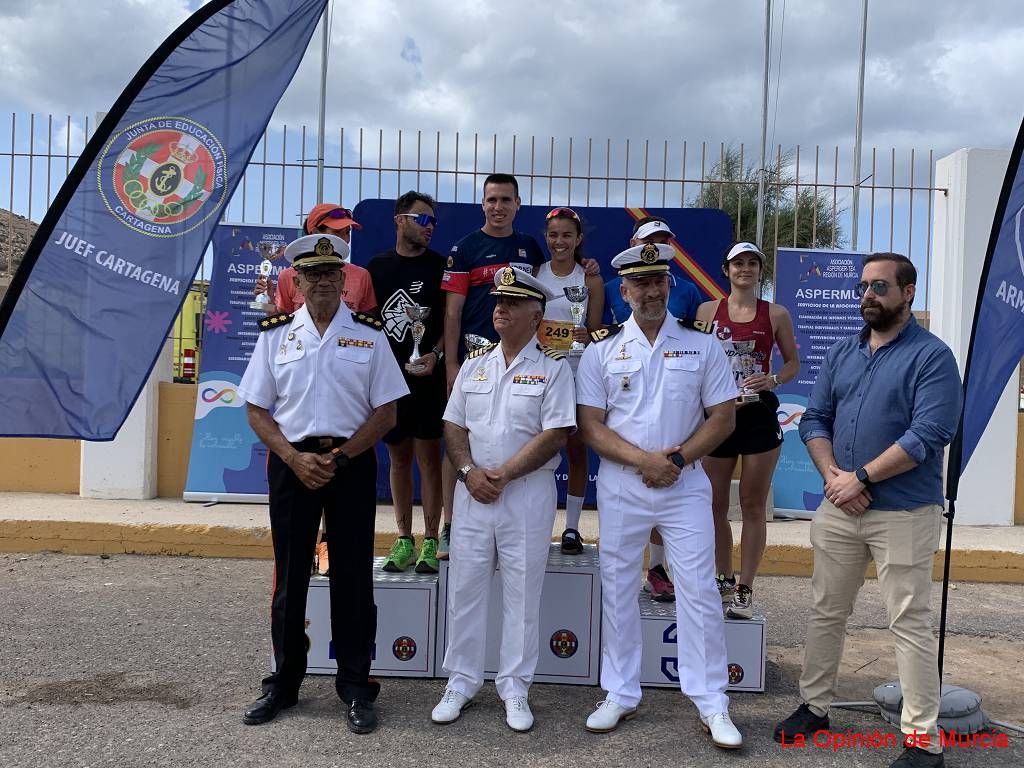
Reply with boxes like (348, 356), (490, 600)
(931, 148), (1017, 525)
(157, 382), (197, 498)
(0, 439), (80, 493)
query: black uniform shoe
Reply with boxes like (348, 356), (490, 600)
(773, 703), (830, 742)
(347, 698), (378, 734)
(243, 690), (297, 725)
(560, 528), (584, 555)
(890, 747), (944, 767)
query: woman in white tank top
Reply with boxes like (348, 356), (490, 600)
(535, 207), (605, 555)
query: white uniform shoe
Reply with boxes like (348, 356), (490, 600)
(431, 689), (473, 724)
(504, 696), (534, 732)
(700, 711), (743, 749)
(585, 699), (638, 733)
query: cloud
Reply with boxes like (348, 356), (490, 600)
(2, 0), (1024, 163)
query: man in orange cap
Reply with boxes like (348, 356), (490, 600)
(255, 203), (377, 318)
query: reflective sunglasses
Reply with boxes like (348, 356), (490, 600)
(854, 279), (892, 297)
(397, 213), (437, 227)
(545, 207), (580, 221)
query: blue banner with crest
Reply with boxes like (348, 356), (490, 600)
(0, 0), (327, 439)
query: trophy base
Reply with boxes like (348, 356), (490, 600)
(405, 362), (427, 374)
(737, 392), (761, 404)
(569, 344), (586, 356)
(249, 301), (272, 312)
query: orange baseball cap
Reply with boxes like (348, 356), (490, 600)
(305, 203), (362, 234)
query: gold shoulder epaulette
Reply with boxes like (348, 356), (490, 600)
(678, 317), (713, 334)
(258, 313), (293, 332)
(353, 312), (383, 330)
(467, 343), (497, 359)
(537, 344), (567, 360)
(590, 324), (623, 343)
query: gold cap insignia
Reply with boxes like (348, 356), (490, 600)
(315, 238), (334, 257)
(640, 243), (659, 264)
(500, 266), (517, 286)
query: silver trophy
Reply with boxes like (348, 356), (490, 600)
(405, 303), (431, 373)
(464, 333), (492, 354)
(732, 339), (761, 403)
(247, 243), (276, 309)
(563, 285), (589, 354)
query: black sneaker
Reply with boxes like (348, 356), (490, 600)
(890, 747), (944, 768)
(773, 703), (829, 743)
(560, 528), (584, 555)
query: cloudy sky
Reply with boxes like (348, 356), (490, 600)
(1, 0), (1021, 154)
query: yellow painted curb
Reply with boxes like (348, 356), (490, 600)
(2, 519), (1023, 584)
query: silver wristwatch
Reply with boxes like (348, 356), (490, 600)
(456, 464), (474, 483)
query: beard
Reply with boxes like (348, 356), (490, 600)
(861, 299), (908, 331)
(627, 296), (667, 323)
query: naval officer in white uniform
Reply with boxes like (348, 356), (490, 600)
(575, 243), (744, 749)
(431, 266), (576, 732)
(237, 234), (408, 733)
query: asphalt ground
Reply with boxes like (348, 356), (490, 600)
(1, 552), (1021, 768)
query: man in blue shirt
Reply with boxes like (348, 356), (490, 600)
(774, 253), (961, 768)
(603, 217), (703, 325)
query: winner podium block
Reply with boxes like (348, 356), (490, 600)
(435, 543), (602, 686)
(638, 592), (766, 692)
(303, 558), (438, 677)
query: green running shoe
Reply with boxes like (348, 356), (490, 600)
(415, 537), (440, 573)
(437, 524), (451, 561)
(382, 536), (415, 572)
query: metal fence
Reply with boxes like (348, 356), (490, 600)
(1, 112), (946, 379)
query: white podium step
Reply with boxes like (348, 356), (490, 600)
(298, 546), (768, 693)
(304, 557), (439, 677)
(435, 543), (602, 686)
(638, 592), (767, 692)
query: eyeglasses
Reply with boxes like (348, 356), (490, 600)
(854, 279), (892, 297)
(299, 268), (343, 283)
(397, 213), (437, 227)
(545, 207), (580, 221)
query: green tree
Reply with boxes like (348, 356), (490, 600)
(690, 147), (844, 283)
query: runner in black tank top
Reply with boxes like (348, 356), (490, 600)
(696, 242), (800, 620)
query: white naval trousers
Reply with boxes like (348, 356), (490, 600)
(597, 460), (730, 715)
(442, 471), (557, 700)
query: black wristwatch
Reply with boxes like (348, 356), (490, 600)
(456, 464), (474, 483)
(668, 451), (687, 469)
(855, 466), (870, 485)
(432, 346), (444, 363)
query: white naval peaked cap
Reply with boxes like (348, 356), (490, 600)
(283, 233), (351, 267)
(611, 242), (675, 277)
(491, 265), (558, 303)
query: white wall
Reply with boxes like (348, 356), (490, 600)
(931, 148), (1016, 525)
(79, 341), (172, 500)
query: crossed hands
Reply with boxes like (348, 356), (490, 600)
(464, 466), (512, 504)
(288, 451), (336, 490)
(824, 464), (872, 516)
(639, 446), (683, 489)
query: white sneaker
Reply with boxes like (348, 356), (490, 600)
(700, 711), (743, 749)
(585, 699), (637, 733)
(504, 695), (534, 732)
(431, 689), (472, 724)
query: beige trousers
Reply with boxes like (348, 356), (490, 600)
(799, 499), (943, 752)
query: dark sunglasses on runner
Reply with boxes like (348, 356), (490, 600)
(397, 213), (437, 227)
(854, 279), (892, 297)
